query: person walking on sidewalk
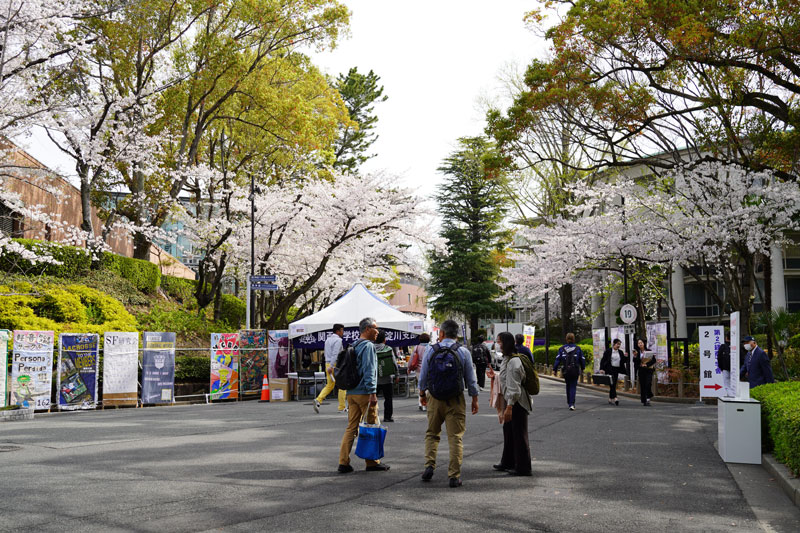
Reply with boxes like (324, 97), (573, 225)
(740, 336), (775, 389)
(600, 338), (628, 406)
(633, 338), (655, 406)
(553, 333), (585, 411)
(409, 333), (430, 411)
(418, 319), (480, 488)
(375, 330), (398, 422)
(514, 334), (534, 364)
(494, 331), (532, 476)
(338, 317), (390, 474)
(314, 324), (347, 414)
(471, 335), (491, 389)
(717, 332), (734, 397)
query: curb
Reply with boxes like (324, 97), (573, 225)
(539, 374), (717, 405)
(763, 453), (800, 509)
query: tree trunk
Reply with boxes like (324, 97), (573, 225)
(469, 314), (479, 344)
(740, 252), (755, 336)
(133, 231), (151, 260)
(763, 252), (773, 359)
(559, 283), (573, 337)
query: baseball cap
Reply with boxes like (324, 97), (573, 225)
(743, 335), (755, 342)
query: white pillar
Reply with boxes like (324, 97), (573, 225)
(670, 264), (687, 338)
(771, 244), (787, 311)
(591, 292), (604, 328)
(605, 286), (619, 329)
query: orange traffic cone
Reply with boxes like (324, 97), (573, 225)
(259, 375), (270, 402)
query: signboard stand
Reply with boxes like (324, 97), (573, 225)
(246, 275), (278, 329)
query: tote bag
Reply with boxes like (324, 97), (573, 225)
(355, 412), (387, 461)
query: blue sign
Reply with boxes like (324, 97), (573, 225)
(252, 283), (279, 291)
(250, 275), (277, 282)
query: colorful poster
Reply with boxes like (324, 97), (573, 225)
(239, 329), (268, 395)
(0, 330), (9, 408)
(57, 334), (99, 410)
(211, 333), (239, 399)
(730, 312), (741, 398)
(141, 332), (176, 404)
(11, 330), (54, 410)
(103, 332), (139, 406)
(591, 328), (606, 374)
(523, 325), (535, 352)
(646, 322), (670, 384)
(699, 326), (725, 398)
(269, 330), (290, 402)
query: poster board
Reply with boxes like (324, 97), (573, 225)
(522, 325), (535, 352)
(591, 328), (606, 374)
(646, 322), (670, 384)
(142, 332), (175, 404)
(699, 326), (724, 398)
(730, 312), (741, 398)
(57, 333), (99, 410)
(211, 333), (239, 400)
(11, 330), (54, 411)
(268, 330), (290, 401)
(239, 330), (268, 396)
(0, 330), (9, 408)
(103, 332), (139, 407)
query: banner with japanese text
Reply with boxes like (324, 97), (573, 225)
(11, 330), (54, 410)
(211, 333), (239, 399)
(57, 333), (99, 410)
(699, 326), (724, 398)
(646, 322), (670, 384)
(268, 330), (289, 401)
(239, 330), (268, 395)
(730, 312), (741, 398)
(523, 325), (535, 352)
(292, 327), (419, 350)
(0, 330), (9, 408)
(591, 328), (606, 374)
(142, 332), (175, 404)
(103, 332), (139, 406)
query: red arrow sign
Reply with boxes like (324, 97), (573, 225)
(704, 384), (722, 390)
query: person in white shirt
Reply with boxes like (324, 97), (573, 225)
(600, 338), (628, 406)
(314, 324), (347, 413)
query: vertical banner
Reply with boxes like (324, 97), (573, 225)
(268, 330), (290, 401)
(591, 328), (606, 374)
(0, 330), (9, 408)
(730, 311), (740, 398)
(646, 322), (670, 384)
(239, 330), (268, 396)
(699, 326), (724, 398)
(211, 333), (239, 399)
(103, 332), (139, 407)
(523, 325), (535, 351)
(57, 334), (99, 410)
(142, 332), (176, 404)
(11, 330), (54, 410)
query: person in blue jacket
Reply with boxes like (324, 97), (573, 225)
(740, 336), (775, 389)
(552, 333), (585, 410)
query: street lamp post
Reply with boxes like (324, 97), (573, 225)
(544, 288), (550, 366)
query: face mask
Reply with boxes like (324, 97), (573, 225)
(745, 343), (754, 352)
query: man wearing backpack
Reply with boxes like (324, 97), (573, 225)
(338, 317), (390, 474)
(552, 332), (585, 411)
(471, 335), (490, 390)
(418, 320), (480, 488)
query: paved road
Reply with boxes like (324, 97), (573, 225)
(1, 379), (798, 532)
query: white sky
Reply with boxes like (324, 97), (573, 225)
(21, 1), (545, 200)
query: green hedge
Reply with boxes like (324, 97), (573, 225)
(219, 294), (245, 329)
(175, 356), (210, 382)
(101, 252), (161, 293)
(161, 275), (196, 302)
(751, 382), (800, 475)
(531, 344), (593, 368)
(0, 238), (91, 277)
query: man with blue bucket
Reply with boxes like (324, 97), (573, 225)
(337, 317), (390, 473)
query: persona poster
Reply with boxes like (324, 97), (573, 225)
(699, 326), (725, 398)
(591, 328), (605, 374)
(11, 330), (54, 410)
(238, 329), (268, 395)
(211, 333), (239, 399)
(103, 332), (139, 406)
(142, 332), (176, 404)
(268, 330), (289, 401)
(0, 330), (9, 408)
(57, 334), (99, 410)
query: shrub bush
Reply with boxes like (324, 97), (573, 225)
(219, 294), (245, 329)
(531, 344), (593, 369)
(161, 275), (196, 302)
(101, 252), (161, 294)
(751, 381), (800, 475)
(175, 356), (210, 382)
(0, 238), (91, 277)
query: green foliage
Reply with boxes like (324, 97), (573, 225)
(751, 382), (800, 476)
(175, 356), (210, 382)
(332, 67), (387, 173)
(0, 282), (138, 338)
(0, 239), (91, 277)
(101, 253), (161, 293)
(161, 275), (196, 303)
(531, 344), (593, 368)
(136, 306), (235, 337)
(219, 294), (245, 329)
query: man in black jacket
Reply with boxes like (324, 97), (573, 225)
(471, 336), (490, 389)
(717, 333), (733, 397)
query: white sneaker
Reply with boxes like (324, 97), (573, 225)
(313, 400), (320, 413)
(569, 405), (575, 411)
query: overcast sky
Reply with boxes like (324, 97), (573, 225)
(21, 1), (544, 200)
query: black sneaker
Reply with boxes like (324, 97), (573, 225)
(493, 464), (509, 471)
(365, 464), (390, 472)
(337, 464), (354, 474)
(421, 465), (434, 481)
(449, 477), (462, 488)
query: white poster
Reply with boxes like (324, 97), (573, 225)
(646, 322), (670, 384)
(591, 328), (605, 374)
(103, 332), (139, 406)
(11, 330), (54, 410)
(699, 326), (725, 398)
(729, 312), (740, 398)
(0, 330), (9, 408)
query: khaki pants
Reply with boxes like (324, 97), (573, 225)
(339, 394), (380, 467)
(316, 363), (347, 410)
(424, 393), (466, 478)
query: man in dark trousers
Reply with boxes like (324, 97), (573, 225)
(553, 333), (585, 411)
(717, 332), (733, 397)
(740, 335), (775, 390)
(514, 334), (534, 364)
(471, 335), (491, 389)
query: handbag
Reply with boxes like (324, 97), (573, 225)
(354, 411), (387, 461)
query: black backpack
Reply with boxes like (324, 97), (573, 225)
(334, 340), (365, 390)
(471, 344), (488, 366)
(562, 347), (580, 380)
(427, 343), (464, 400)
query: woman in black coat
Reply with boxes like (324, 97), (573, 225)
(633, 338), (656, 406)
(599, 338), (627, 405)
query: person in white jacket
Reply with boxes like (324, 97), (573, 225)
(493, 331), (532, 476)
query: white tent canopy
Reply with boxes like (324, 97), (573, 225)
(288, 283), (424, 338)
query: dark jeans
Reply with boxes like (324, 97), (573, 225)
(475, 364), (487, 389)
(500, 403), (531, 473)
(639, 368), (654, 404)
(378, 382), (393, 419)
(609, 371), (620, 399)
(565, 378), (578, 406)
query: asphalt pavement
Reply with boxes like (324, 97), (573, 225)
(1, 379), (799, 532)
